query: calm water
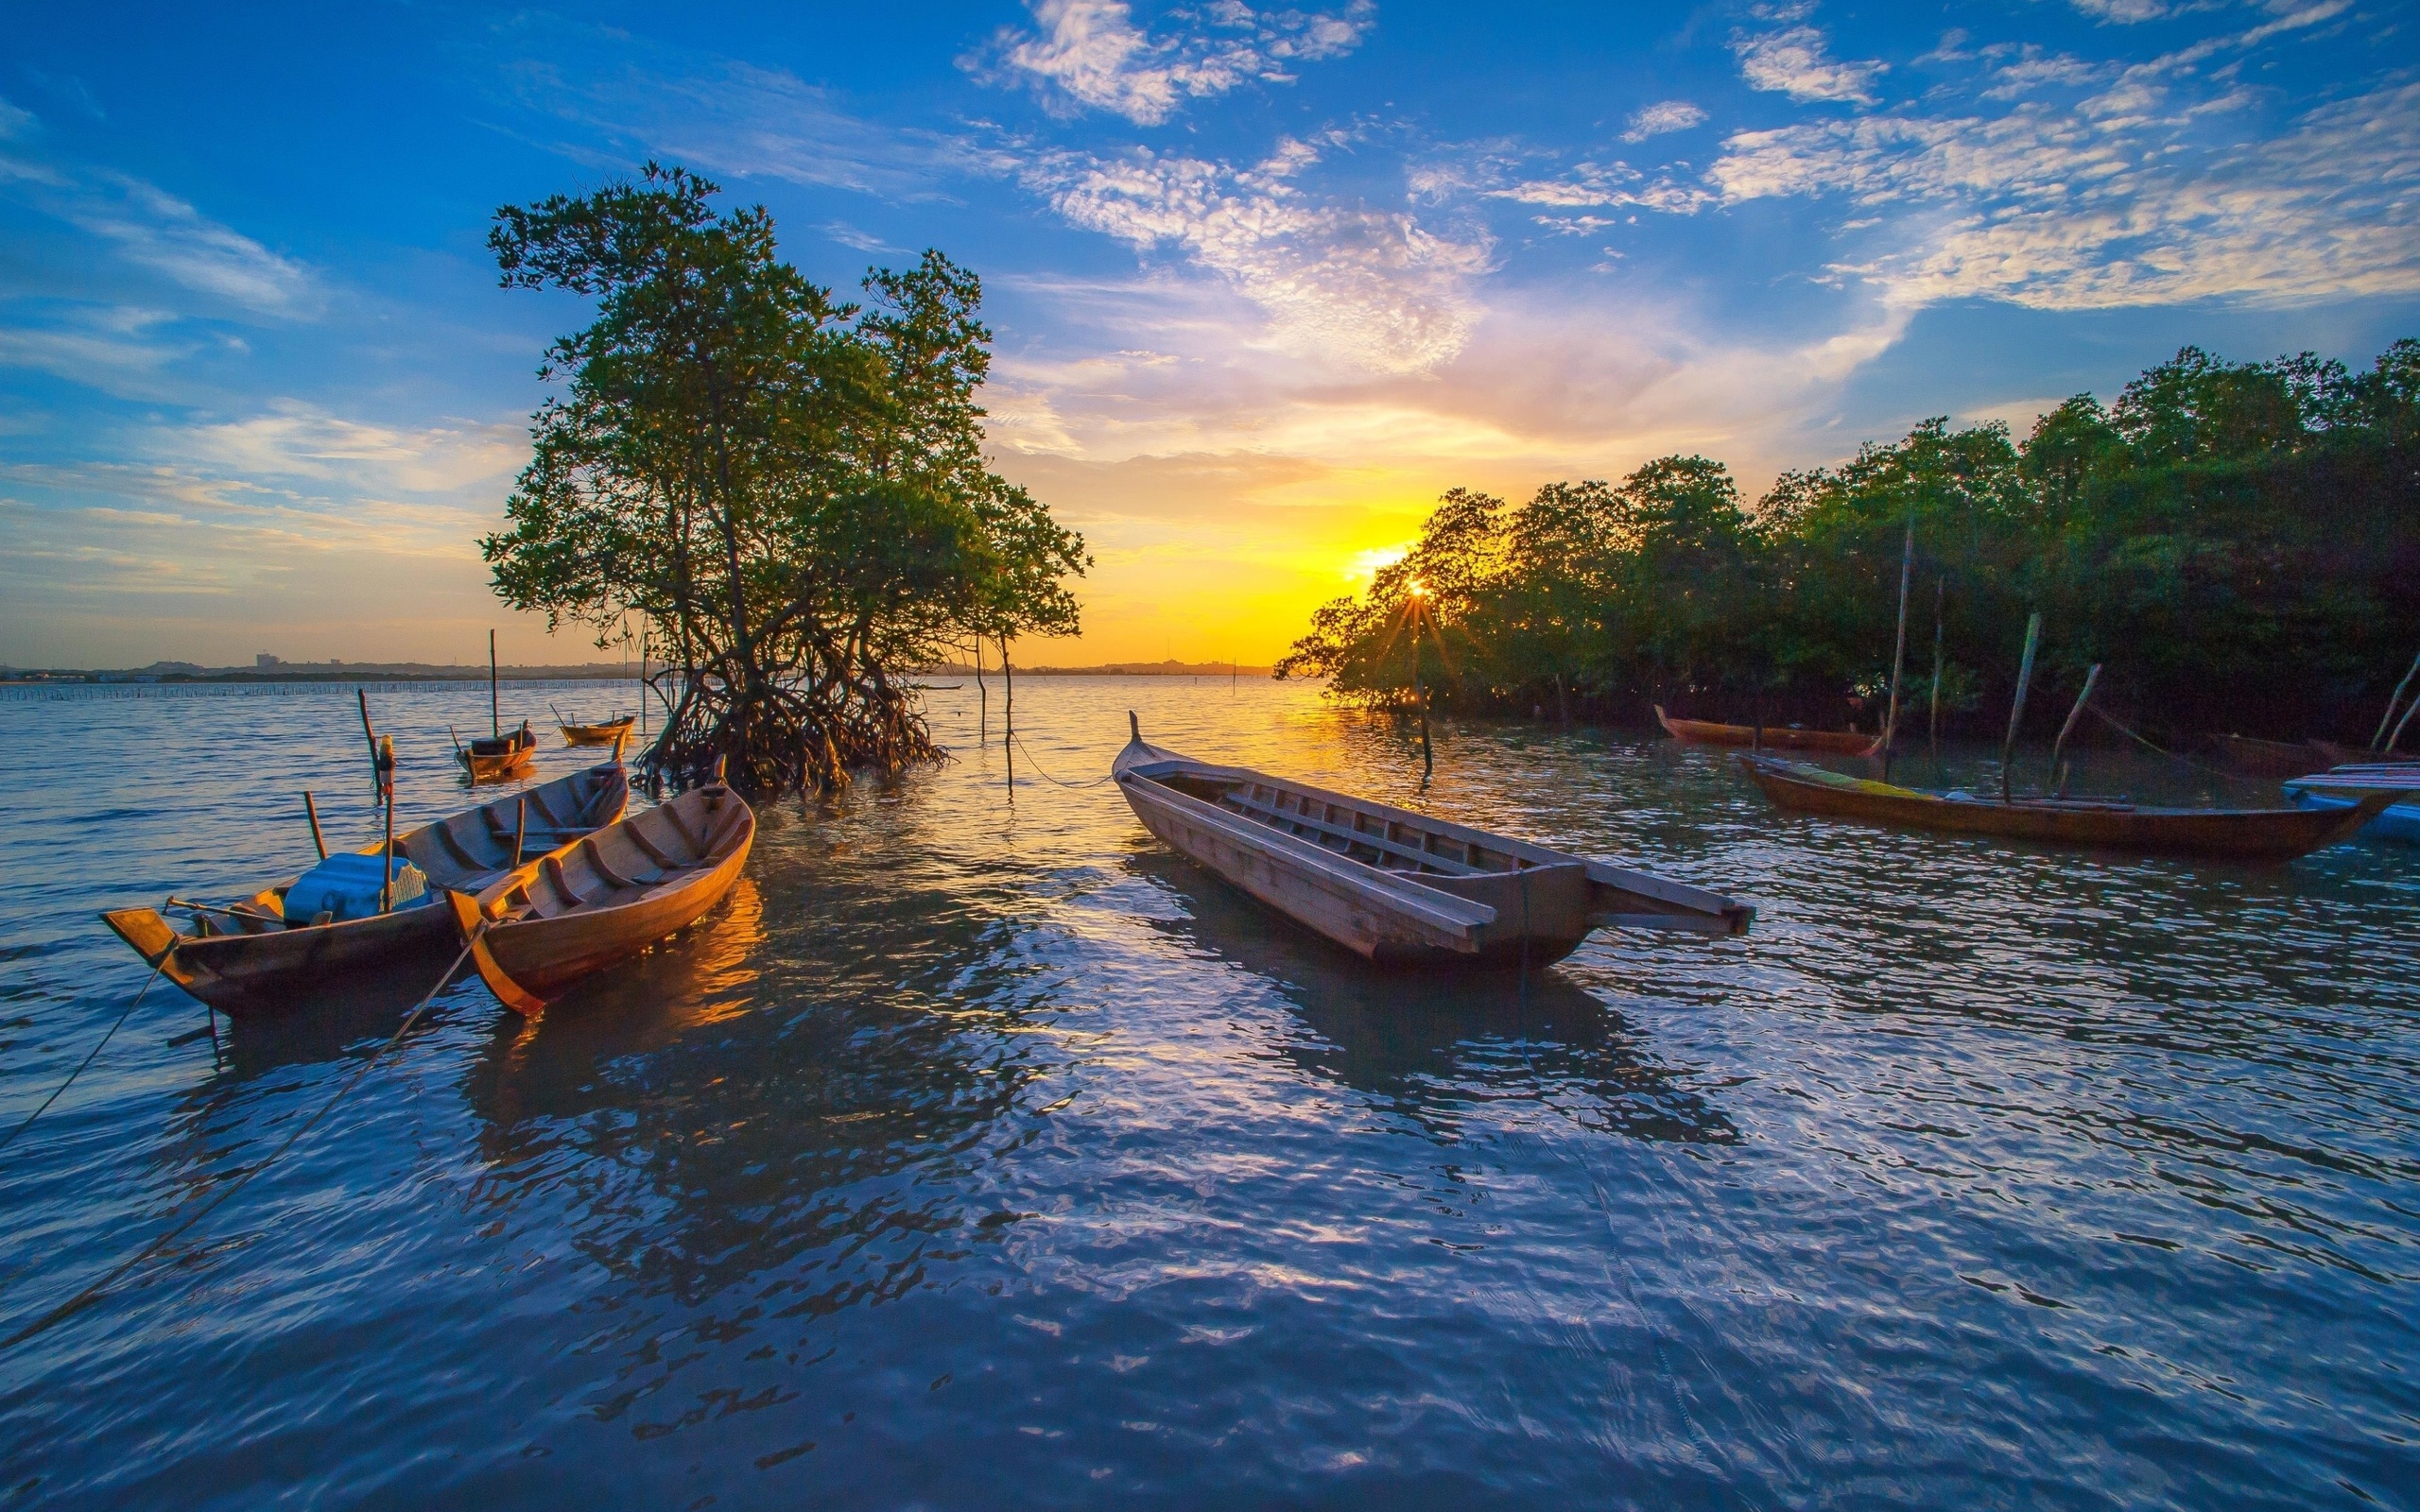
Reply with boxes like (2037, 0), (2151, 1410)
(1, 678), (2415, 1509)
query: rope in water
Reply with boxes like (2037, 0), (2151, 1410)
(0, 935), (477, 1354)
(0, 955), (171, 1158)
(1008, 731), (1120, 790)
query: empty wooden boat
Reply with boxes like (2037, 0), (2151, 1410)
(1655, 704), (1881, 756)
(2208, 732), (2331, 779)
(458, 721), (539, 782)
(1737, 754), (2392, 860)
(447, 781), (755, 1014)
(555, 707), (637, 747)
(1114, 715), (1751, 968)
(100, 761), (631, 1017)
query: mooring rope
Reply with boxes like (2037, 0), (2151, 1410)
(1008, 731), (1120, 790)
(2085, 705), (2240, 782)
(0, 935), (477, 1353)
(0, 955), (171, 1158)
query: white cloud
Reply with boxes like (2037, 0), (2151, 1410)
(1709, 78), (2420, 310)
(0, 305), (196, 396)
(976, 0), (1375, 125)
(1023, 146), (1492, 374)
(1488, 161), (1713, 215)
(1731, 22), (1883, 106)
(176, 401), (525, 497)
(1622, 101), (1707, 143)
(2069, 0), (2170, 21)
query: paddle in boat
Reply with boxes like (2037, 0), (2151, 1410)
(1114, 714), (1752, 967)
(446, 776), (755, 1014)
(2283, 765), (2420, 847)
(100, 760), (631, 1017)
(1655, 704), (1881, 757)
(1737, 753), (2393, 861)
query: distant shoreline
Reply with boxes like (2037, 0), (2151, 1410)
(2, 658), (1277, 686)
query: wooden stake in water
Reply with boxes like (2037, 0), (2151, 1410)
(1927, 576), (1945, 754)
(2048, 663), (2101, 797)
(973, 636), (988, 739)
(2000, 611), (2042, 804)
(302, 790), (328, 861)
(2374, 649), (2420, 751)
(489, 629), (500, 739)
(1001, 633), (1014, 795)
(1880, 514), (1915, 782)
(1409, 587), (1433, 781)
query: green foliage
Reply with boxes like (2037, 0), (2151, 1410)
(482, 164), (1085, 794)
(1283, 342), (2420, 740)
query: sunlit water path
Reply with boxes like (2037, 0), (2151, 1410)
(1, 678), (2414, 1507)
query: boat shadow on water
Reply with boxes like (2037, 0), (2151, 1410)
(1122, 849), (1740, 1148)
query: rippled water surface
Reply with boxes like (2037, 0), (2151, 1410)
(2, 678), (2415, 1508)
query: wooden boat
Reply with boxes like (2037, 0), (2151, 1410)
(2305, 740), (2418, 769)
(554, 706), (637, 747)
(446, 781), (755, 1014)
(2284, 765), (2420, 846)
(458, 721), (539, 782)
(100, 762), (631, 1017)
(1655, 704), (1880, 756)
(2208, 732), (2331, 779)
(1114, 715), (1751, 967)
(1737, 753), (2393, 860)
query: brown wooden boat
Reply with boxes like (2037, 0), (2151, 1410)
(1114, 714), (1751, 967)
(2208, 733), (2331, 778)
(1655, 704), (1881, 756)
(100, 762), (631, 1017)
(1737, 753), (2393, 860)
(446, 781), (755, 1014)
(555, 707), (637, 747)
(458, 721), (539, 782)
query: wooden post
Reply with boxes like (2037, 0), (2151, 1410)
(2048, 663), (2100, 797)
(1927, 576), (1945, 754)
(637, 614), (648, 741)
(302, 791), (328, 861)
(2000, 611), (2042, 804)
(357, 688), (379, 776)
(973, 636), (988, 739)
(489, 629), (500, 739)
(512, 797), (527, 868)
(1880, 514), (1914, 781)
(1001, 633), (1014, 794)
(377, 734), (397, 914)
(1412, 599), (1432, 781)
(2374, 649), (2420, 750)
(2389, 687), (2420, 755)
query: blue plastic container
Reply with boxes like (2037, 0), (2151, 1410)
(283, 852), (431, 924)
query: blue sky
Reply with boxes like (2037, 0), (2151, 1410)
(3, 0), (2414, 667)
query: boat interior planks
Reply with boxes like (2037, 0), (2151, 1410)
(99, 761), (631, 1017)
(1114, 714), (1750, 969)
(448, 781), (755, 1014)
(1737, 753), (2392, 861)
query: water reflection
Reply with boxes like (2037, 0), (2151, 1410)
(1127, 850), (1739, 1147)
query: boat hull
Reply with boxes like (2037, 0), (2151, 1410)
(1740, 756), (2385, 860)
(98, 762), (630, 1017)
(453, 784), (755, 1011)
(2286, 788), (2420, 846)
(1114, 723), (1749, 969)
(560, 719), (635, 747)
(1656, 705), (1879, 756)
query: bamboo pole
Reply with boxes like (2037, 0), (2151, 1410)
(1927, 576), (1945, 754)
(2000, 611), (2042, 804)
(2048, 663), (2101, 797)
(1880, 514), (1914, 781)
(489, 629), (500, 739)
(2389, 687), (2420, 755)
(1001, 633), (1014, 794)
(512, 797), (527, 868)
(302, 791), (328, 861)
(2374, 649), (2420, 750)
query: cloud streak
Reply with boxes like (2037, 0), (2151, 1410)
(974, 0), (1374, 124)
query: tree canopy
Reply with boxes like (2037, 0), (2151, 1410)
(484, 164), (1085, 795)
(1279, 340), (2420, 744)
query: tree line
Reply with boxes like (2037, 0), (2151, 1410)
(483, 164), (1086, 797)
(1276, 340), (2420, 745)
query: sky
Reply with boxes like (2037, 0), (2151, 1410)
(2, 0), (2415, 669)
